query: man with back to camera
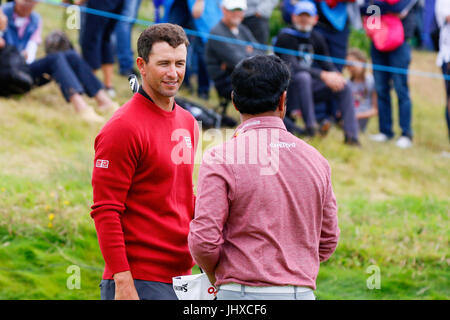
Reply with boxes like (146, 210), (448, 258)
(90, 23), (199, 300)
(188, 55), (340, 300)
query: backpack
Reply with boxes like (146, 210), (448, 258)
(0, 44), (33, 97)
(175, 97), (225, 129)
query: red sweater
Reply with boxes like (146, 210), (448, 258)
(90, 92), (199, 283)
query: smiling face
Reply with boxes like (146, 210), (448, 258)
(138, 41), (187, 99)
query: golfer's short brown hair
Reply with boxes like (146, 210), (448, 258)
(137, 23), (190, 62)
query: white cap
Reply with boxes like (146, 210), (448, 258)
(221, 0), (247, 11)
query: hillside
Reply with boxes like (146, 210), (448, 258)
(0, 2), (448, 299)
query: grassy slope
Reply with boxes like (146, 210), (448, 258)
(0, 3), (448, 299)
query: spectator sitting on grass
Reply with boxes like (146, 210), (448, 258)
(345, 48), (378, 133)
(0, 0), (117, 123)
(274, 0), (360, 145)
(206, 0), (261, 104)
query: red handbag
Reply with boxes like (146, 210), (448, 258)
(363, 13), (405, 52)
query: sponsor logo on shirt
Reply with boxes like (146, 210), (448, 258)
(96, 159), (109, 169)
(270, 142), (296, 150)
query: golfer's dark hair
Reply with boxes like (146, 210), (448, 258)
(231, 55), (290, 115)
(137, 23), (190, 62)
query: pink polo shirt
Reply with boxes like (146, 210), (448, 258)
(188, 116), (339, 290)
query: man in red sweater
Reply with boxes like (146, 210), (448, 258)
(90, 23), (199, 300)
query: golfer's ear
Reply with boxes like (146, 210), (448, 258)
(231, 91), (239, 112)
(279, 91), (287, 112)
(136, 57), (145, 76)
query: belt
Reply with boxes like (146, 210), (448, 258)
(219, 283), (312, 294)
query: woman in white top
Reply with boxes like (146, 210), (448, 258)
(435, 0), (450, 140)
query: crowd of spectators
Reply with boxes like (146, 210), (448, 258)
(0, 0), (449, 145)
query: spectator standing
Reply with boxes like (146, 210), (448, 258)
(114, 0), (142, 76)
(164, 0), (215, 99)
(362, 0), (417, 148)
(346, 48), (378, 132)
(242, 0), (279, 44)
(435, 0), (450, 140)
(275, 1), (360, 144)
(1, 1), (115, 123)
(153, 0), (165, 23)
(80, 0), (124, 98)
(410, 0), (424, 48)
(189, 55), (339, 300)
(187, 0), (223, 99)
(90, 24), (199, 300)
(422, 0), (437, 50)
(314, 0), (352, 72)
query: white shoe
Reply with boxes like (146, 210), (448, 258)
(369, 133), (389, 142)
(105, 87), (116, 99)
(396, 136), (413, 149)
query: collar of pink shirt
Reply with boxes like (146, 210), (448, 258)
(233, 116), (287, 138)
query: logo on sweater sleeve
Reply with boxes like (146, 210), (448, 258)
(184, 136), (192, 149)
(96, 159), (109, 169)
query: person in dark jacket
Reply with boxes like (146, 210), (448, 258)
(275, 1), (360, 145)
(206, 0), (261, 102)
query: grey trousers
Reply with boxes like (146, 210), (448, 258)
(217, 286), (316, 300)
(359, 118), (369, 132)
(99, 279), (178, 300)
(287, 71), (359, 140)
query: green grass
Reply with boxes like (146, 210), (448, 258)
(0, 3), (448, 300)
